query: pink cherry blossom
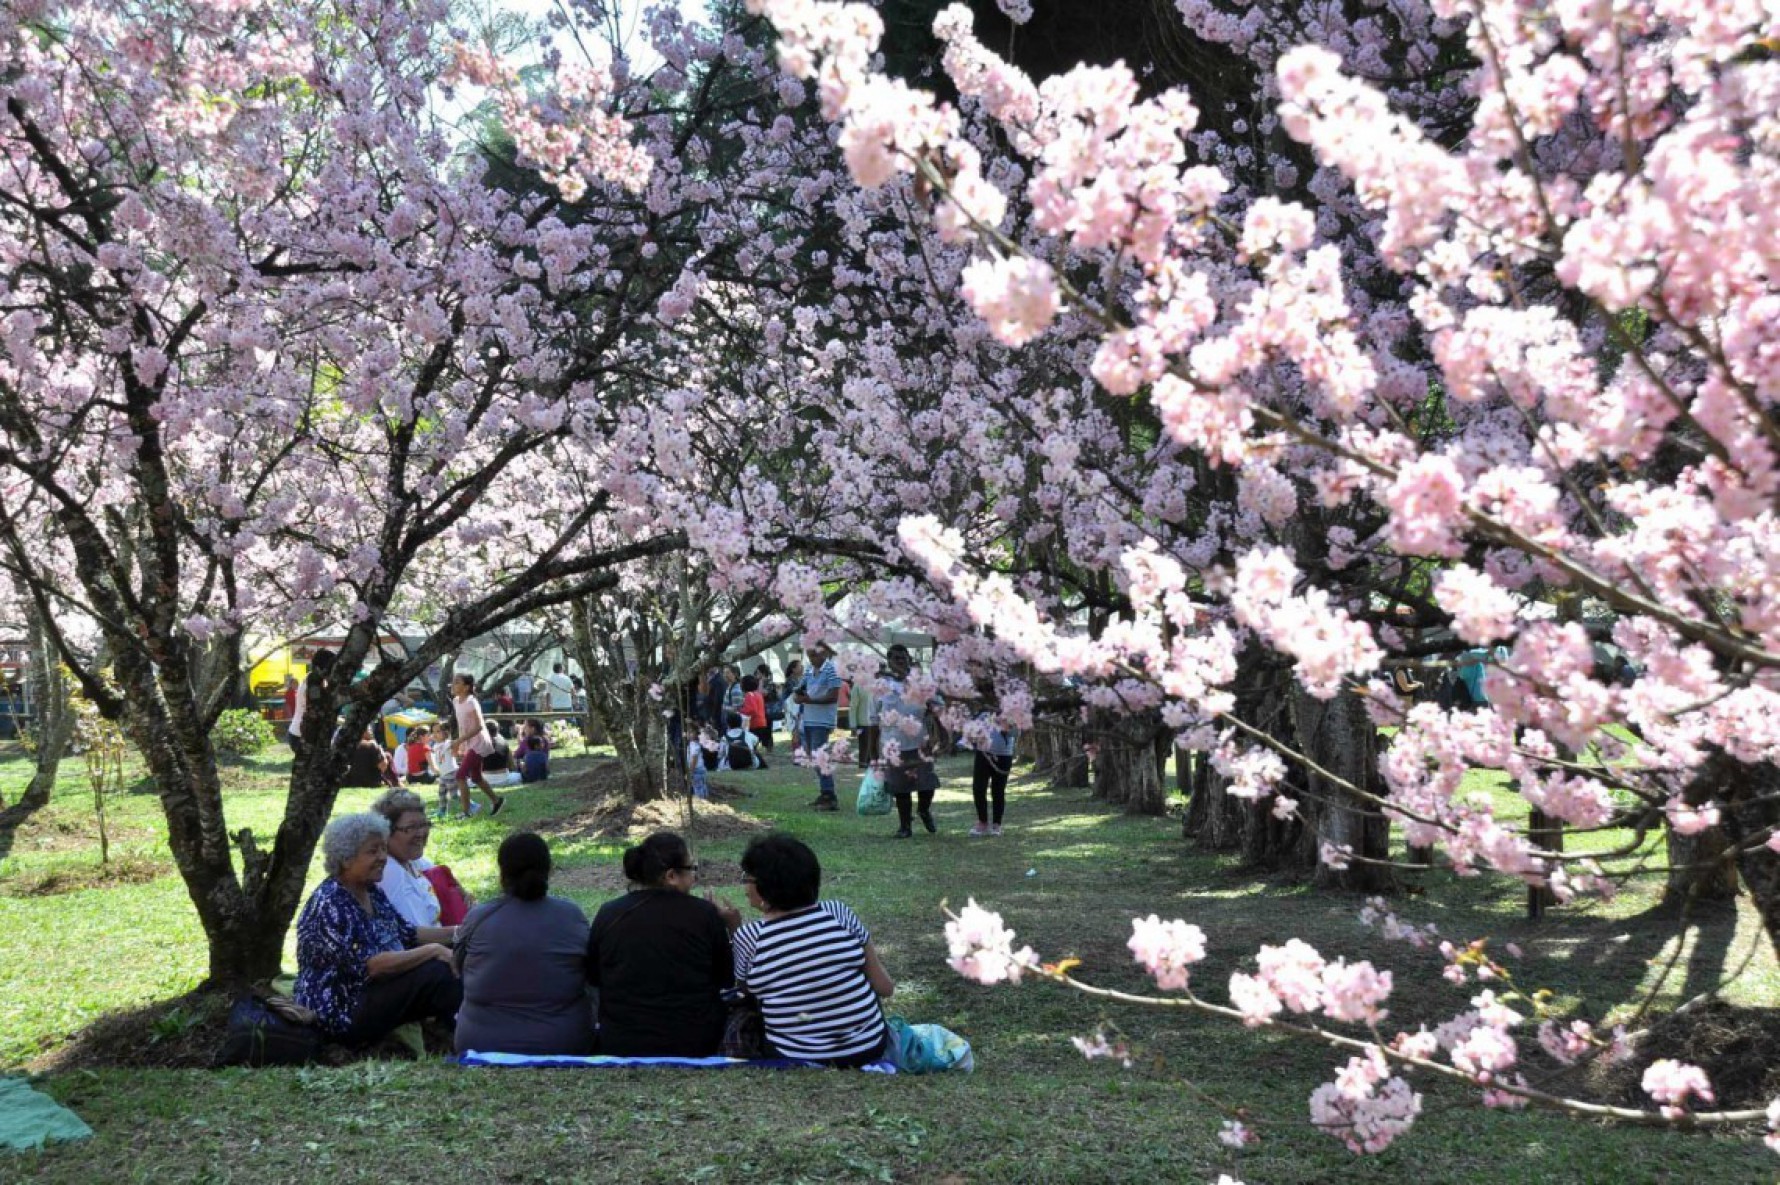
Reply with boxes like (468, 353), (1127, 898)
(945, 899), (1039, 985)
(1128, 915), (1208, 992)
(1641, 1060), (1716, 1115)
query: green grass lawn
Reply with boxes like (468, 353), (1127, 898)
(1, 742), (1775, 1183)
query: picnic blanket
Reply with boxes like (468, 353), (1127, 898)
(0, 1077), (93, 1152)
(459, 1051), (896, 1073)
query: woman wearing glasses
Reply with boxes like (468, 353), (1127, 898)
(731, 834), (895, 1067)
(373, 788), (450, 928)
(585, 831), (736, 1056)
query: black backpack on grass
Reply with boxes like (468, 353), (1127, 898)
(725, 732), (756, 771)
(216, 994), (321, 1067)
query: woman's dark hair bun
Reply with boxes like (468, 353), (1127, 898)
(498, 831), (552, 901)
(622, 831), (688, 887)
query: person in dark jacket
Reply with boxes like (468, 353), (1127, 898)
(585, 831), (735, 1056)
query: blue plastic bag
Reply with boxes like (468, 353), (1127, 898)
(885, 1017), (973, 1073)
(855, 768), (891, 816)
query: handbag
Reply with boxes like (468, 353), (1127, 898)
(422, 864), (471, 926)
(719, 992), (767, 1059)
(855, 768), (891, 816)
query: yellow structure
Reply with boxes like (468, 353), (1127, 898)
(248, 648), (304, 700)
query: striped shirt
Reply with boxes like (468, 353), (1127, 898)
(732, 901), (886, 1062)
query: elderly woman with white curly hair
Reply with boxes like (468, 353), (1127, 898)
(294, 812), (463, 1046)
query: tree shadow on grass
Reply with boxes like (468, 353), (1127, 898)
(1531, 895), (1744, 1019)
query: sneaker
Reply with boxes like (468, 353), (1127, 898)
(490, 796), (506, 817)
(990, 824), (1003, 837)
(891, 827), (912, 839)
(918, 807), (937, 834)
(812, 798), (839, 812)
(969, 823), (990, 837)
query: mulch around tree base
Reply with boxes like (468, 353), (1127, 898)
(0, 854), (174, 898)
(1585, 998), (1780, 1110)
(533, 760), (771, 843)
(29, 988), (453, 1073)
(26, 989), (231, 1071)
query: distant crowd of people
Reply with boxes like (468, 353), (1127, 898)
(670, 639), (1021, 837)
(284, 653), (553, 819)
(284, 638), (1025, 837)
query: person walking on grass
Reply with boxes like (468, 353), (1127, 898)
(970, 714), (1018, 837)
(451, 673), (505, 818)
(779, 658), (804, 741)
(877, 644), (943, 839)
(794, 641), (843, 811)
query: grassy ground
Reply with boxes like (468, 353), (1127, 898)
(1, 741), (1775, 1183)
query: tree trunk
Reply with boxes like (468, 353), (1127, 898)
(0, 608), (73, 861)
(1664, 748), (1744, 906)
(181, 685), (369, 986)
(1292, 686), (1393, 892)
(1693, 752), (1780, 953)
(1037, 722), (1089, 788)
(1526, 808), (1566, 918)
(1091, 710), (1167, 815)
(568, 599), (602, 745)
(1189, 642), (1289, 854)
(1665, 826), (1740, 905)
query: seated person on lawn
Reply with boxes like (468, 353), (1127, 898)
(720, 711), (766, 770)
(585, 831), (734, 1057)
(295, 813), (463, 1047)
(455, 832), (595, 1055)
(517, 718), (550, 783)
(344, 727), (396, 790)
(731, 834), (895, 1067)
(371, 787), (473, 929)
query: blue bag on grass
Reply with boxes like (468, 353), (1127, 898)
(885, 1017), (973, 1073)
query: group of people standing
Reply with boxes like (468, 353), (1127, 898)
(509, 663), (582, 714)
(808, 641), (1018, 839)
(294, 805), (896, 1066)
(680, 639), (1021, 837)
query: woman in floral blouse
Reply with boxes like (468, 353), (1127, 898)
(294, 812), (463, 1044)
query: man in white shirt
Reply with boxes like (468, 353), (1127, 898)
(540, 662), (576, 712)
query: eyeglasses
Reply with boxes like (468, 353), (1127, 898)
(675, 863), (700, 874)
(393, 822), (432, 834)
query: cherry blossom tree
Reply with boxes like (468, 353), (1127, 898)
(644, 0), (1780, 1155)
(0, 0), (718, 982)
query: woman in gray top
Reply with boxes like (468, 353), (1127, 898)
(453, 832), (594, 1055)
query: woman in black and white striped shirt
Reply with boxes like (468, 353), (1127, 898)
(730, 834), (894, 1066)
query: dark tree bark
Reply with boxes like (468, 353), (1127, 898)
(1692, 753), (1780, 947)
(1036, 721), (1090, 788)
(1091, 709), (1167, 815)
(0, 605), (74, 862)
(1188, 642), (1288, 854)
(1664, 749), (1744, 907)
(1664, 827), (1740, 906)
(1291, 686), (1393, 892)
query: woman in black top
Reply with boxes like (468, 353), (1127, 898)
(586, 832), (738, 1056)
